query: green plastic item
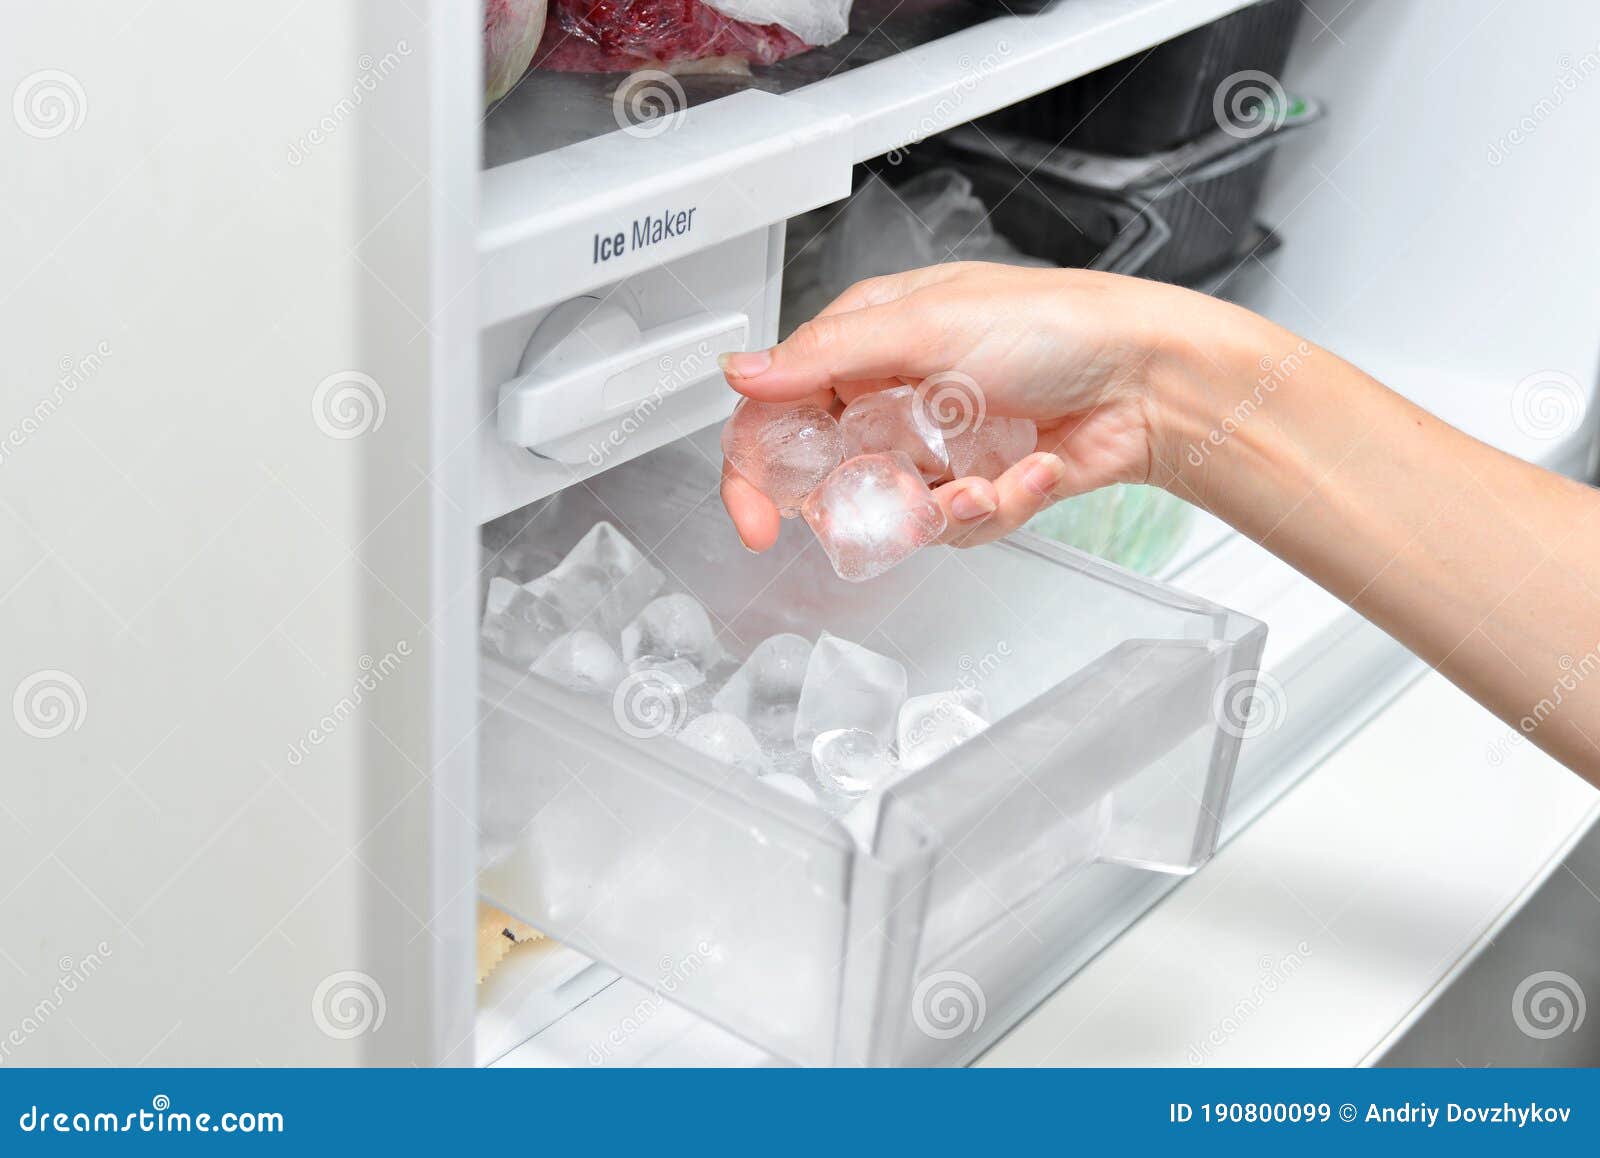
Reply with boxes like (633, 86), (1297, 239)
(1026, 484), (1195, 576)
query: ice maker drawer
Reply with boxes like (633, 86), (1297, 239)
(478, 442), (1265, 1066)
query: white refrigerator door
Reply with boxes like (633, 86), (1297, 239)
(0, 2), (481, 1064)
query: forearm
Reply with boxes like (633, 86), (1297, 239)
(1150, 299), (1600, 783)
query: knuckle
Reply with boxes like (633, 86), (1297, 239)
(787, 316), (840, 361)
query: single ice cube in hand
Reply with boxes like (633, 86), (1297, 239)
(839, 386), (949, 484)
(944, 417), (1037, 481)
(720, 399), (846, 516)
(793, 632), (908, 749)
(530, 630), (625, 694)
(621, 593), (717, 670)
(712, 633), (813, 743)
(676, 712), (771, 775)
(898, 693), (989, 771)
(802, 453), (947, 582)
(811, 728), (899, 797)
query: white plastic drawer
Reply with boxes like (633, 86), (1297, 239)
(477, 439), (1265, 1065)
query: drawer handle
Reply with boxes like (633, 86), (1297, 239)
(498, 298), (749, 464)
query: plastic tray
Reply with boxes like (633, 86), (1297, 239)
(477, 436), (1265, 1065)
(990, 0), (1304, 155)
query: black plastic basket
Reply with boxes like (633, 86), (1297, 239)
(932, 123), (1297, 286)
(989, 0), (1304, 155)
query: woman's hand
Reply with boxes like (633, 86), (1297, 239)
(717, 262), (1224, 551)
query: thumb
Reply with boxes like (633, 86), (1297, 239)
(719, 301), (944, 402)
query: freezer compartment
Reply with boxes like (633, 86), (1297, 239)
(478, 438), (1264, 1064)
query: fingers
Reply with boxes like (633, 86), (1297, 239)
(935, 453), (1071, 547)
(812, 264), (969, 320)
(930, 477), (999, 545)
(720, 460), (782, 553)
(721, 300), (949, 402)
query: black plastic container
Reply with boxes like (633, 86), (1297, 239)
(932, 122), (1301, 285)
(960, 162), (1167, 273)
(990, 0), (1303, 155)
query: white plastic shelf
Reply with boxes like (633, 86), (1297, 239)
(478, 0), (1258, 325)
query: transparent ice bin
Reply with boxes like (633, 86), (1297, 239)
(478, 440), (1266, 1066)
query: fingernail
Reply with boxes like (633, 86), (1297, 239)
(1024, 455), (1066, 498)
(720, 350), (771, 379)
(950, 487), (996, 521)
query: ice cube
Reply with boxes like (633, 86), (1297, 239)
(720, 399), (846, 516)
(620, 593), (718, 670)
(898, 694), (989, 772)
(676, 712), (771, 775)
(481, 576), (571, 665)
(759, 773), (819, 805)
(811, 728), (899, 797)
(943, 417), (1038, 481)
(839, 386), (949, 484)
(801, 453), (948, 582)
(627, 655), (707, 692)
(793, 632), (908, 749)
(711, 633), (813, 743)
(483, 523), (664, 665)
(530, 630), (625, 694)
(542, 521), (666, 635)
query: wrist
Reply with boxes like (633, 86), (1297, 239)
(1134, 289), (1317, 507)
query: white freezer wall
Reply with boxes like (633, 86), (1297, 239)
(1255, 0), (1600, 427)
(0, 4), (480, 1062)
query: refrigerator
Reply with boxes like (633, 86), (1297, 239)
(2, 0), (1596, 1067)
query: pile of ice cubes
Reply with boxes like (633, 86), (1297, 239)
(483, 519), (995, 851)
(721, 386), (1037, 582)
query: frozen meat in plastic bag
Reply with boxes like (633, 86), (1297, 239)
(485, 0), (549, 103)
(534, 0), (852, 74)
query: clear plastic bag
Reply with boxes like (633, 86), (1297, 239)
(533, 0), (851, 73)
(817, 169), (1048, 293)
